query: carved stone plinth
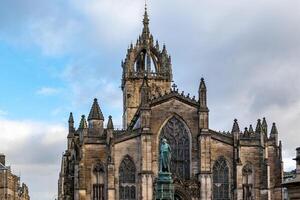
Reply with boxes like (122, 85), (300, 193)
(156, 172), (174, 200)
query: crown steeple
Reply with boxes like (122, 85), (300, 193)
(121, 4), (172, 82)
(121, 5), (173, 129)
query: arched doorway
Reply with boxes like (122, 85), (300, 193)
(174, 188), (190, 200)
(174, 193), (183, 200)
(159, 116), (191, 180)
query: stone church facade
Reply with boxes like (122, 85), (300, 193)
(58, 7), (283, 200)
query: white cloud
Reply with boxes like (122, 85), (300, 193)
(0, 118), (67, 200)
(0, 109), (8, 116)
(36, 87), (61, 96)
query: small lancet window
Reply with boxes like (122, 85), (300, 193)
(93, 163), (105, 200)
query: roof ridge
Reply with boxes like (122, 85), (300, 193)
(150, 88), (197, 104)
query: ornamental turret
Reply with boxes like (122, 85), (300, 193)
(262, 117), (268, 138)
(68, 112), (75, 136)
(88, 98), (104, 137)
(270, 122), (279, 145)
(198, 78), (209, 129)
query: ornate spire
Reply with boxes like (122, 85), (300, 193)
(107, 115), (114, 130)
(121, 3), (172, 83)
(231, 119), (240, 133)
(199, 78), (207, 91)
(270, 122), (278, 135)
(142, 2), (150, 39)
(199, 78), (207, 109)
(140, 76), (150, 105)
(249, 124), (254, 133)
(79, 115), (88, 129)
(68, 112), (75, 135)
(244, 127), (249, 136)
(262, 117), (268, 136)
(68, 112), (74, 123)
(88, 98), (104, 121)
(255, 119), (262, 134)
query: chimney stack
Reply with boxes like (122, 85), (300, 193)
(0, 154), (5, 166)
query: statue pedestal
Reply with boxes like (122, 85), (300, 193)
(156, 172), (174, 200)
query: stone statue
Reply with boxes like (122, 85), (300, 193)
(160, 138), (171, 172)
(157, 138), (174, 199)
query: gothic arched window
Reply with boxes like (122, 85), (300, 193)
(242, 164), (254, 200)
(159, 116), (190, 180)
(119, 156), (136, 200)
(93, 163), (105, 200)
(213, 157), (230, 200)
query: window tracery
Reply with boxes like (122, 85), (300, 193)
(213, 157), (230, 200)
(159, 116), (190, 180)
(93, 163), (105, 200)
(119, 156), (136, 200)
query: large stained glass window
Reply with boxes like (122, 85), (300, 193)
(213, 157), (230, 200)
(159, 116), (190, 180)
(119, 156), (136, 200)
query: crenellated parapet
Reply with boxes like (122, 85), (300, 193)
(149, 84), (198, 107)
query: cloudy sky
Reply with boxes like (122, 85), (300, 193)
(0, 0), (300, 199)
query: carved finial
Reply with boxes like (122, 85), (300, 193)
(270, 122), (278, 135)
(142, 1), (150, 38)
(162, 44), (167, 53)
(232, 119), (240, 133)
(79, 115), (88, 129)
(172, 83), (177, 91)
(107, 115), (114, 130)
(156, 40), (159, 49)
(249, 124), (254, 133)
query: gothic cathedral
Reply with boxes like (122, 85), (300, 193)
(58, 7), (283, 200)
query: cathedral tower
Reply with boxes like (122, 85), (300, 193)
(121, 6), (173, 128)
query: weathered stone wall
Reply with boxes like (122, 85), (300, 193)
(239, 145), (264, 199)
(80, 143), (107, 200)
(114, 137), (140, 200)
(123, 79), (171, 128)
